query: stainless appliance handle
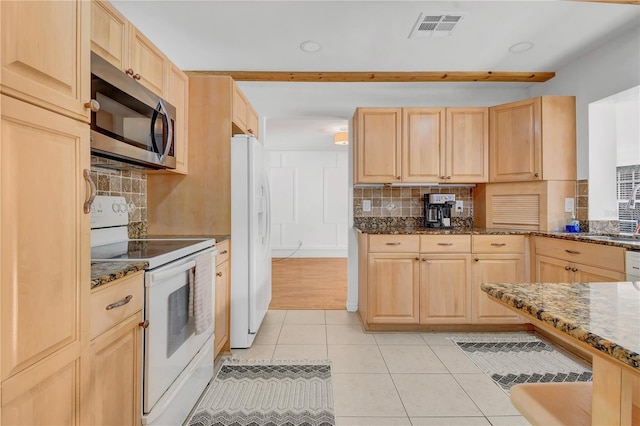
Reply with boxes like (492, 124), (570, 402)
(149, 260), (196, 284)
(150, 99), (173, 163)
(83, 169), (96, 214)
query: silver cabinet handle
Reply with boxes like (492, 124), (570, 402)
(106, 295), (133, 310)
(386, 242), (402, 246)
(83, 169), (96, 214)
(491, 243), (507, 247)
(437, 242), (453, 246)
(565, 249), (581, 255)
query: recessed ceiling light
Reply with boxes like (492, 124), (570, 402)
(508, 41), (534, 53)
(300, 40), (321, 53)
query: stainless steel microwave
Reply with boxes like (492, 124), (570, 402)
(89, 52), (176, 170)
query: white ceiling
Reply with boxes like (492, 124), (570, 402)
(111, 1), (640, 147)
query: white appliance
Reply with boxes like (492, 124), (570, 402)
(627, 251), (640, 281)
(90, 195), (217, 425)
(230, 134), (272, 348)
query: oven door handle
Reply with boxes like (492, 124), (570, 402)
(148, 260), (196, 285)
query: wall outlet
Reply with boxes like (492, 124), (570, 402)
(455, 200), (463, 212)
(363, 199), (371, 212)
(564, 197), (575, 213)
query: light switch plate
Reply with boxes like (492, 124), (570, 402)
(564, 198), (575, 213)
(455, 200), (463, 212)
(363, 199), (371, 212)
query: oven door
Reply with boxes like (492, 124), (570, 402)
(143, 248), (215, 414)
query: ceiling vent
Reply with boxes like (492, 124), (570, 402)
(409, 13), (464, 38)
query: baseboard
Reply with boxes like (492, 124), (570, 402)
(272, 248), (347, 258)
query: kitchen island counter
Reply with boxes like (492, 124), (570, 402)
(482, 281), (640, 425)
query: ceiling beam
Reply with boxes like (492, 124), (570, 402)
(187, 71), (556, 83)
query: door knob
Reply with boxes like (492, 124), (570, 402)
(84, 99), (100, 112)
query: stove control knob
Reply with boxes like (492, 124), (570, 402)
(112, 203), (120, 213)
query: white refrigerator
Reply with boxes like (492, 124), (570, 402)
(230, 134), (272, 348)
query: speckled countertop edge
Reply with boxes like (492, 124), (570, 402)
(353, 225), (640, 250)
(91, 262), (148, 289)
(481, 282), (640, 372)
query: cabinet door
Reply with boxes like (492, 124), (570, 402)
(1, 96), (90, 380)
(354, 108), (402, 183)
(472, 254), (525, 324)
(90, 0), (127, 71)
(89, 314), (142, 426)
(167, 63), (189, 174)
(1, 347), (84, 425)
(368, 253), (420, 324)
(1, 0), (90, 122)
(575, 264), (626, 283)
(535, 255), (573, 283)
(129, 26), (167, 96)
(402, 108), (445, 182)
(420, 254), (471, 324)
(247, 105), (260, 139)
(446, 108), (489, 183)
(232, 83), (249, 132)
(214, 260), (230, 357)
(489, 98), (541, 182)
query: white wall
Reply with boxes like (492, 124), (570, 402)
(616, 100), (640, 167)
(588, 104), (618, 220)
(269, 150), (348, 258)
(528, 25), (640, 180)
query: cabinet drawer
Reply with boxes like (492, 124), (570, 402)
(91, 272), (144, 340)
(534, 237), (625, 272)
(420, 235), (471, 253)
(473, 235), (525, 253)
(216, 239), (230, 266)
(369, 235), (419, 252)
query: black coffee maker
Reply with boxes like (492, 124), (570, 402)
(423, 194), (455, 228)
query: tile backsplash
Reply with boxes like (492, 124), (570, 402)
(90, 155), (148, 238)
(353, 186), (473, 219)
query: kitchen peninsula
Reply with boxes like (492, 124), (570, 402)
(482, 281), (640, 426)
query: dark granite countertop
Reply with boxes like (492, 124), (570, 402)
(91, 262), (148, 289)
(353, 224), (640, 250)
(481, 281), (640, 372)
(146, 234), (230, 243)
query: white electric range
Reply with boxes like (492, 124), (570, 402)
(90, 195), (217, 426)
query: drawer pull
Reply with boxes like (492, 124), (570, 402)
(220, 250), (228, 255)
(437, 243), (453, 246)
(386, 242), (402, 246)
(415, 257), (420, 261)
(139, 320), (149, 329)
(564, 265), (571, 271)
(491, 243), (507, 247)
(571, 267), (578, 272)
(216, 272), (223, 277)
(106, 295), (133, 310)
(565, 249), (581, 255)
(474, 258), (479, 262)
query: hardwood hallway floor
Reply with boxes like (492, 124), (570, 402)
(270, 258), (347, 309)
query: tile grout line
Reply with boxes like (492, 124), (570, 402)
(377, 333), (415, 422)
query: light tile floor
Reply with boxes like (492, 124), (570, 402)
(229, 310), (532, 426)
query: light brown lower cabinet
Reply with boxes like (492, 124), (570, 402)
(420, 254), (471, 324)
(360, 234), (528, 327)
(368, 252), (421, 324)
(87, 272), (144, 426)
(534, 236), (626, 283)
(214, 239), (231, 358)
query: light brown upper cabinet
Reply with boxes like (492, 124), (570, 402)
(354, 107), (488, 184)
(91, 0), (168, 97)
(232, 81), (260, 139)
(489, 96), (576, 182)
(354, 108), (402, 183)
(1, 0), (91, 122)
(166, 63), (189, 174)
